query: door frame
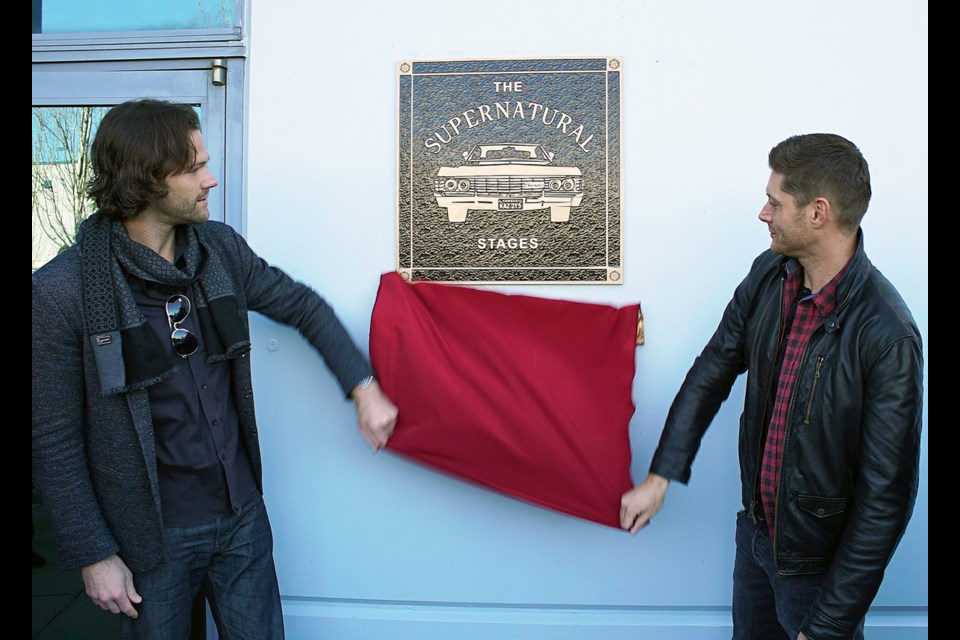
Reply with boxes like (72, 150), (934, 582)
(32, 57), (246, 232)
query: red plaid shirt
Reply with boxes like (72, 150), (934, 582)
(760, 258), (848, 537)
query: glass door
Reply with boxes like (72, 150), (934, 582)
(32, 61), (232, 271)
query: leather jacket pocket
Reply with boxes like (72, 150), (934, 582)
(788, 494), (848, 564)
(796, 495), (846, 519)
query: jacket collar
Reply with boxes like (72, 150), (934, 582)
(824, 228), (870, 333)
(778, 228), (869, 335)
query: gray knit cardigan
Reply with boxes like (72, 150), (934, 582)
(32, 220), (373, 572)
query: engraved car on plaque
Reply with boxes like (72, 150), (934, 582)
(433, 143), (583, 223)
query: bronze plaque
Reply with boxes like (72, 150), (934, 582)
(397, 57), (623, 284)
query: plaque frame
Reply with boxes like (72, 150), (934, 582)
(397, 57), (623, 285)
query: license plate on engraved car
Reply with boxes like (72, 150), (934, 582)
(499, 199), (523, 210)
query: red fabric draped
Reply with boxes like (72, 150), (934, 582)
(369, 272), (639, 528)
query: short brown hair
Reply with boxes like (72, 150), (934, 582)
(769, 133), (871, 231)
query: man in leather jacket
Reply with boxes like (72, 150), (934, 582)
(619, 133), (923, 640)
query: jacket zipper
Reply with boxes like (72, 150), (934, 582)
(803, 355), (824, 425)
(748, 272), (787, 524)
(772, 326), (825, 560)
(759, 255), (853, 563)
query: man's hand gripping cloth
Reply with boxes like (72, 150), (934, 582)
(369, 271), (641, 528)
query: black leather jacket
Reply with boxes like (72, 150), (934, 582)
(650, 231), (923, 640)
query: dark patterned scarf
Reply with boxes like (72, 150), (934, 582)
(77, 213), (250, 396)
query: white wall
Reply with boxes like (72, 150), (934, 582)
(243, 1), (928, 638)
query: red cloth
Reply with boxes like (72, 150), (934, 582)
(369, 272), (639, 528)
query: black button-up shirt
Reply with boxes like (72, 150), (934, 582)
(127, 272), (258, 527)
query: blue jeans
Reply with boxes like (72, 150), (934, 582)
(732, 510), (864, 640)
(121, 492), (284, 640)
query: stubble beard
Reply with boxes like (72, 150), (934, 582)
(160, 193), (209, 226)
